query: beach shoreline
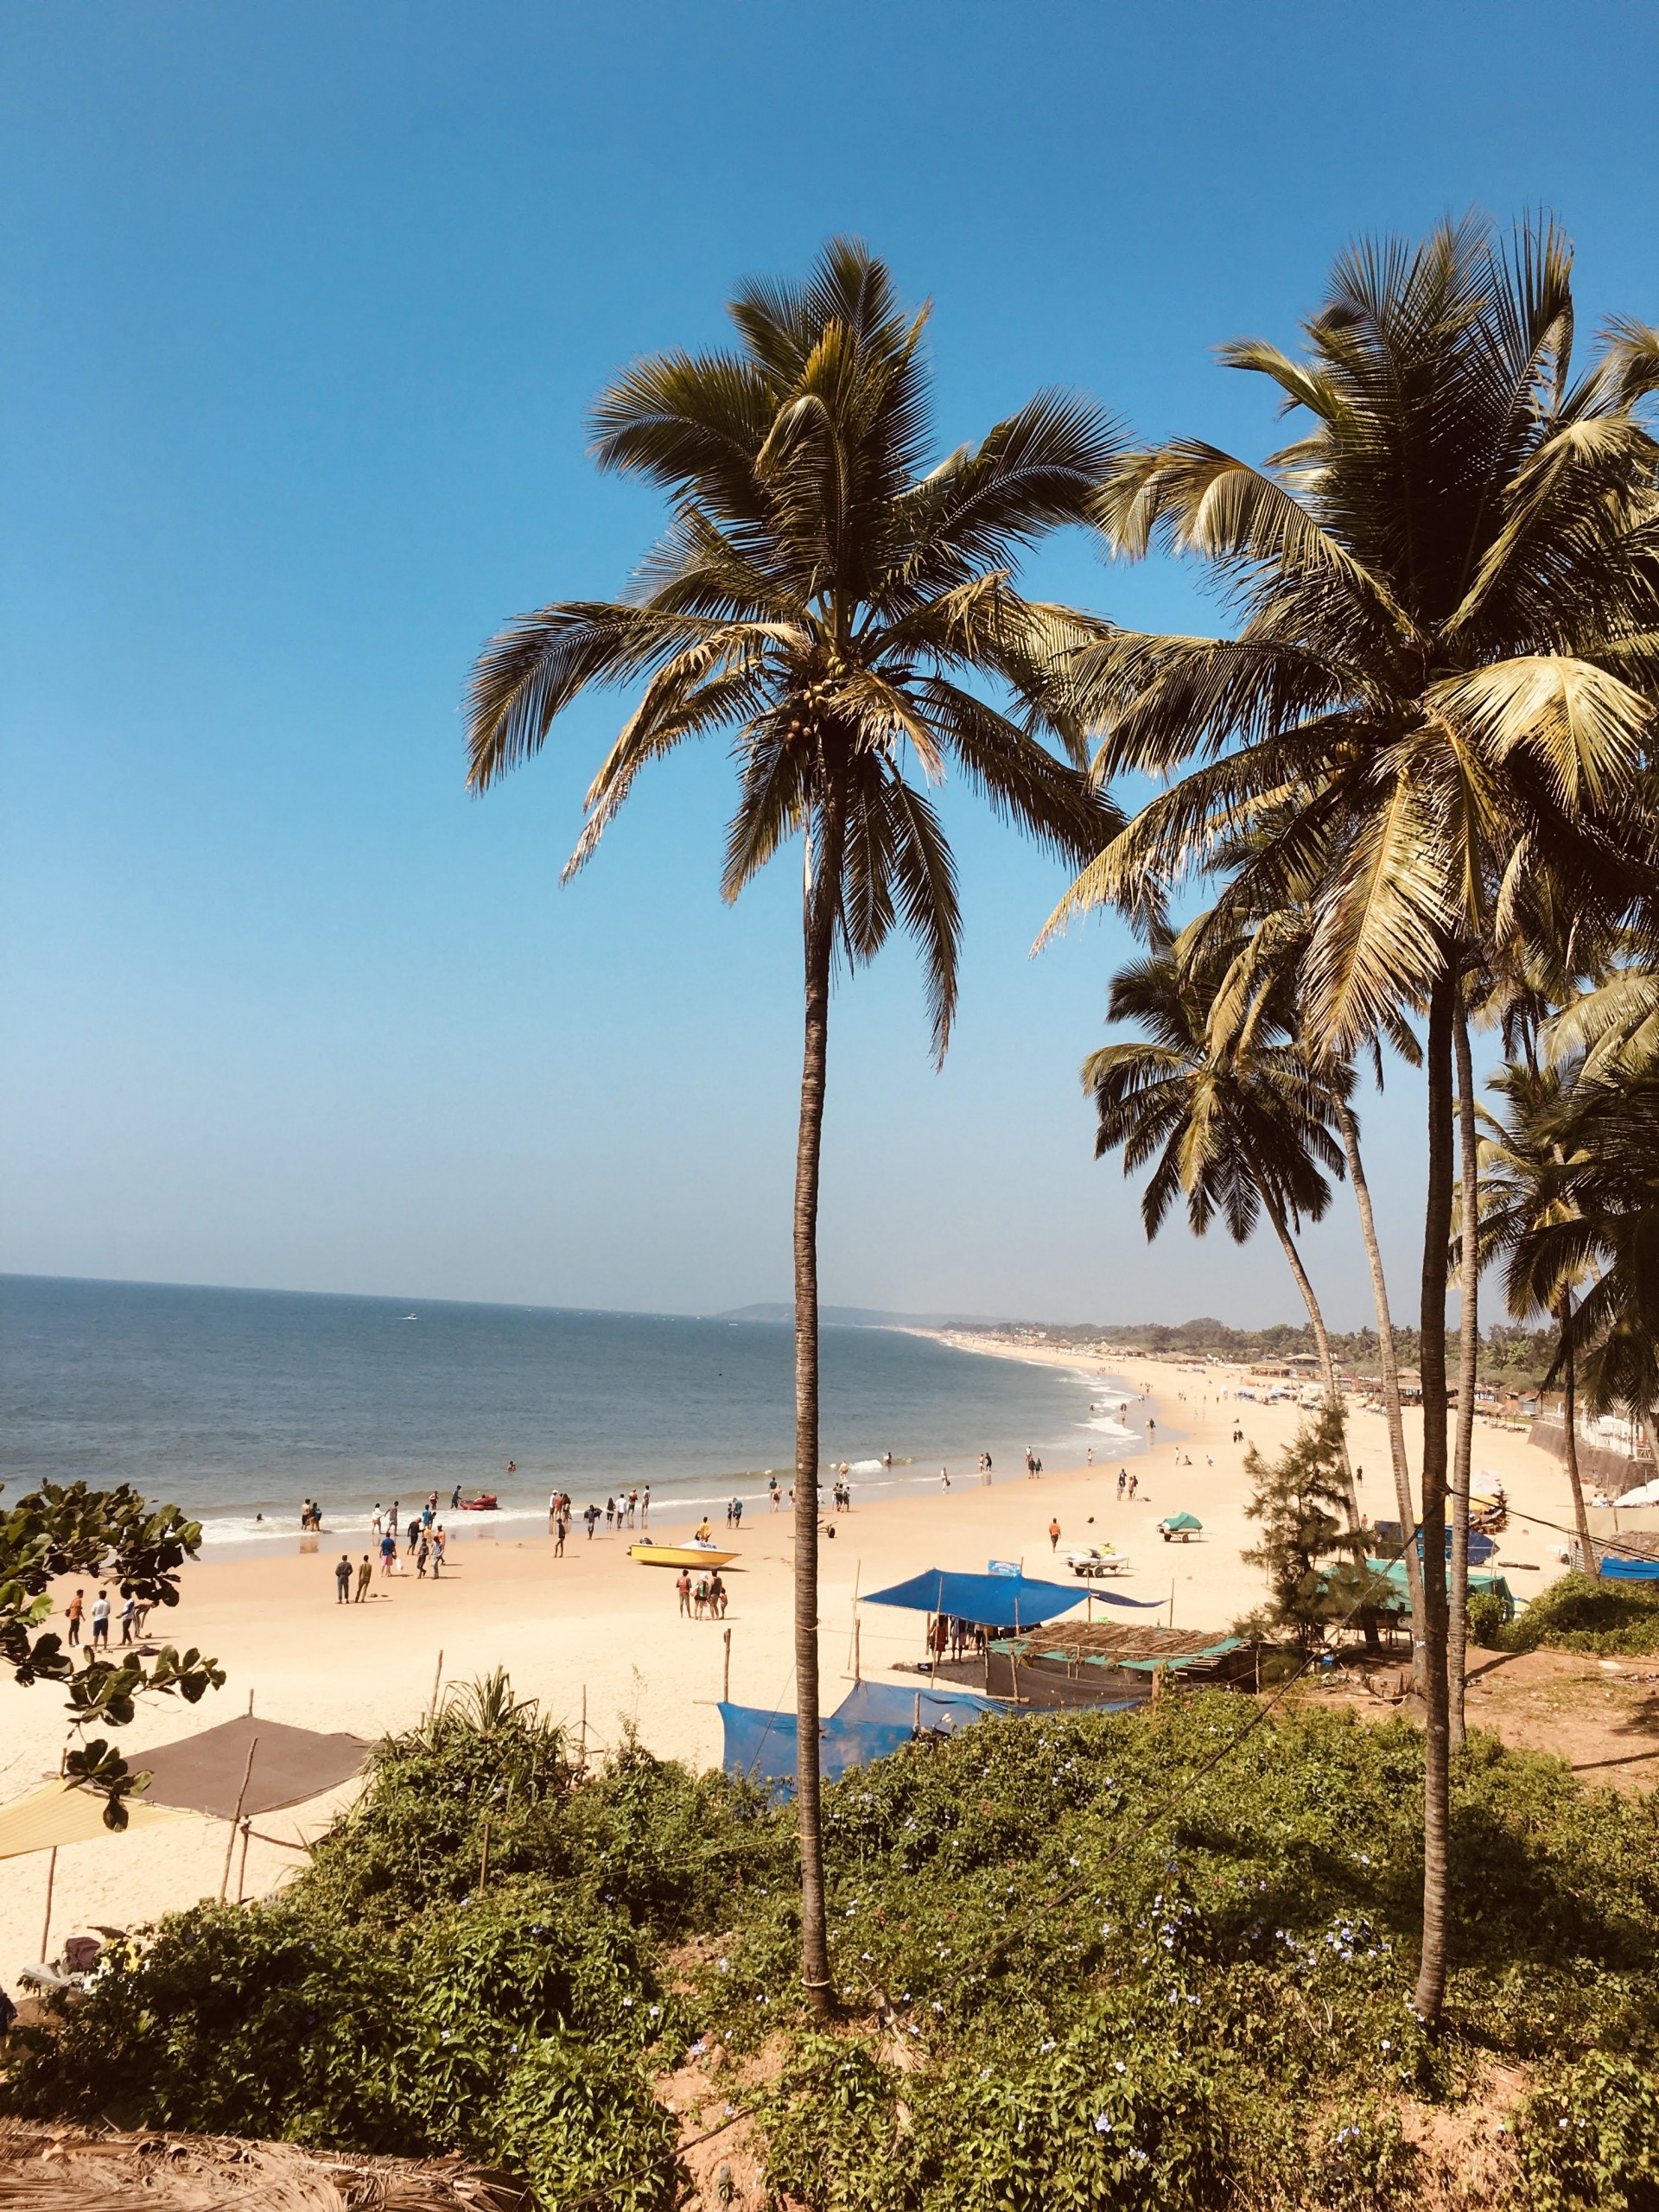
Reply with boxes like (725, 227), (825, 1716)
(0, 1346), (1610, 1993)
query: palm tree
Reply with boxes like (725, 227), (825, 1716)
(1203, 895), (1424, 1609)
(1087, 920), (1357, 1512)
(465, 239), (1118, 2008)
(1046, 217), (1659, 2022)
(1471, 1058), (1598, 1572)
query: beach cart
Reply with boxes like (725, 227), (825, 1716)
(1157, 1511), (1203, 1542)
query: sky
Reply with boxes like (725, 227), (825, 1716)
(2, 0), (1656, 1329)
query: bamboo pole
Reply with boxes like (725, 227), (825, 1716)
(854, 1617), (861, 1681)
(429, 1649), (444, 1722)
(40, 1847), (57, 1963)
(219, 1736), (259, 1902)
(235, 1819), (252, 1904)
(722, 1626), (732, 1704)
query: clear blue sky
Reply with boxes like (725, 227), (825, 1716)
(3, 1), (1656, 1326)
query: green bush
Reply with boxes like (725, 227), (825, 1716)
(8, 1678), (1659, 2209)
(1515, 2052), (1659, 2209)
(1503, 1572), (1659, 1656)
(1466, 1588), (1510, 1649)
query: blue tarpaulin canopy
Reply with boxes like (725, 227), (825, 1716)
(1600, 1555), (1659, 1581)
(861, 1567), (1088, 1626)
(719, 1678), (999, 1792)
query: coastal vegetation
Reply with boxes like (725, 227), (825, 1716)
(8, 1675), (1657, 2210)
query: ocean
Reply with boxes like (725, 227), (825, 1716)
(0, 1275), (1144, 1552)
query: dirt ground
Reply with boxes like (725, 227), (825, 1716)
(1302, 1647), (1659, 1790)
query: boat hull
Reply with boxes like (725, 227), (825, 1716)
(628, 1544), (738, 1569)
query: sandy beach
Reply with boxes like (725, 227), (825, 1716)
(2, 1338), (1637, 1996)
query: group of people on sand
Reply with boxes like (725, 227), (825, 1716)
(333, 1492), (450, 1596)
(676, 1565), (728, 1619)
(926, 1614), (988, 1664)
(61, 1584), (152, 1646)
(543, 1486), (651, 1552)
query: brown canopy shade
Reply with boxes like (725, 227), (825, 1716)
(138, 1713), (371, 1821)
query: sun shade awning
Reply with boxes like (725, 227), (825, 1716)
(0, 1778), (195, 1861)
(137, 1713), (371, 1821)
(861, 1568), (1087, 1625)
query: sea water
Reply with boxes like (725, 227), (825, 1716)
(0, 1275), (1144, 1552)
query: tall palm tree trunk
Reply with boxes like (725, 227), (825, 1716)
(1333, 1097), (1424, 1650)
(1560, 1293), (1596, 1575)
(1448, 999), (1479, 1751)
(791, 785), (845, 2014)
(1256, 1181), (1358, 1521)
(1414, 973), (1455, 2026)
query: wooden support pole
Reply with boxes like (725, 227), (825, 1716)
(429, 1649), (444, 1723)
(40, 1846), (57, 1963)
(722, 1625), (732, 1704)
(579, 1685), (588, 1770)
(854, 1617), (861, 1682)
(219, 1736), (259, 1903)
(235, 1818), (252, 1904)
(1169, 1580), (1176, 1629)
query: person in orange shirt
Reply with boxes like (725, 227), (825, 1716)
(65, 1587), (85, 1646)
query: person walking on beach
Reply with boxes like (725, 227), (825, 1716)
(677, 1568), (692, 1616)
(335, 1554), (353, 1603)
(767, 1476), (779, 1511)
(355, 1554), (372, 1602)
(1025, 1448), (1036, 1479)
(627, 1488), (639, 1527)
(1116, 1468), (1127, 1499)
(1086, 1446), (1094, 1466)
(407, 1517), (421, 1559)
(584, 1503), (600, 1540)
(372, 1504), (383, 1537)
(119, 1592), (137, 1643)
(553, 1514), (567, 1556)
(605, 1497), (616, 1530)
(1128, 1471), (1138, 1500)
(693, 1576), (709, 1620)
(91, 1588), (111, 1645)
(1048, 1518), (1061, 1553)
(389, 1500), (399, 1535)
(65, 1589), (84, 1647)
(940, 1465), (950, 1490)
(640, 1485), (650, 1528)
(379, 1530), (396, 1576)
(451, 1484), (462, 1510)
(432, 1526), (447, 1577)
(416, 1533), (429, 1580)
(710, 1572), (728, 1619)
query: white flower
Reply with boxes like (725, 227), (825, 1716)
(1094, 2115), (1114, 2133)
(717, 1957), (730, 1974)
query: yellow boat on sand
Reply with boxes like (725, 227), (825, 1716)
(629, 1542), (739, 1569)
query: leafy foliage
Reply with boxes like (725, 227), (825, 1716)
(1502, 1571), (1659, 1656)
(0, 1479), (225, 1826)
(9, 1679), (1659, 2209)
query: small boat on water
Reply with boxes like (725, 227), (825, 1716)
(629, 1541), (738, 1569)
(458, 1493), (500, 1511)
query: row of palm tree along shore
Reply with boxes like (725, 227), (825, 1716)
(460, 220), (1659, 2031)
